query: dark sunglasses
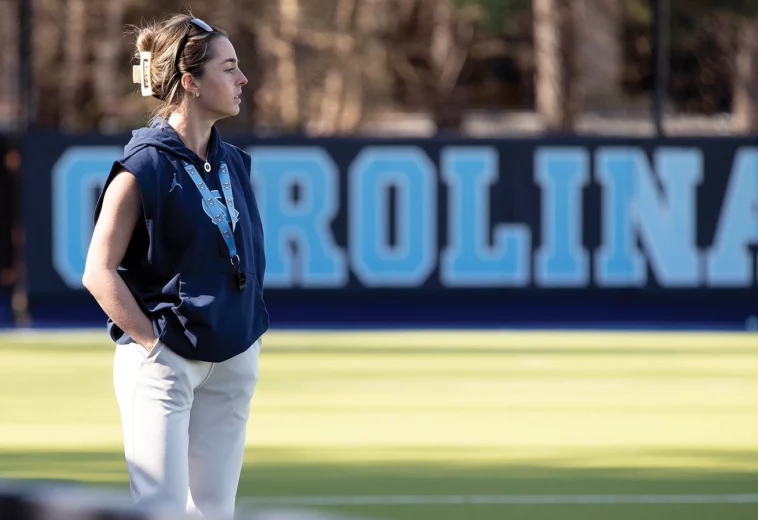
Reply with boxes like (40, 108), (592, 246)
(174, 18), (214, 73)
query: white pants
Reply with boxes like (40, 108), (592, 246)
(113, 340), (260, 519)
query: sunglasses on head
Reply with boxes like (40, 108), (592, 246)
(174, 18), (214, 73)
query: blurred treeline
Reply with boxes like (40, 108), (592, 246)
(0, 0), (756, 134)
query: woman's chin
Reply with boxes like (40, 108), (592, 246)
(210, 105), (240, 120)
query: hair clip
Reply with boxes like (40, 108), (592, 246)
(132, 51), (153, 97)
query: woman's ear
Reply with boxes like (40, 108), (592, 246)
(180, 73), (200, 97)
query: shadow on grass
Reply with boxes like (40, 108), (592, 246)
(0, 448), (757, 520)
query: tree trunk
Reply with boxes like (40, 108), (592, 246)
(93, 0), (125, 133)
(574, 0), (622, 112)
(733, 17), (758, 133)
(309, 0), (351, 134)
(533, 0), (579, 132)
(0, 0), (18, 128)
(60, 0), (86, 131)
(277, 0), (301, 129)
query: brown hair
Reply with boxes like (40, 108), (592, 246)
(132, 12), (228, 122)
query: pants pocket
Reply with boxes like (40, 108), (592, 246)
(141, 340), (164, 362)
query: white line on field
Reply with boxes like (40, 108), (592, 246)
(241, 494), (758, 507)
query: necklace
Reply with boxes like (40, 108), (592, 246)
(198, 144), (211, 172)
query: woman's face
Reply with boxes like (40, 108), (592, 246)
(193, 37), (248, 119)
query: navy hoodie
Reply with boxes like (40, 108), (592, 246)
(94, 119), (269, 362)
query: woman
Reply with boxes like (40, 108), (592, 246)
(82, 12), (269, 519)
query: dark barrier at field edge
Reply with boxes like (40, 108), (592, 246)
(18, 133), (758, 329)
(0, 136), (14, 325)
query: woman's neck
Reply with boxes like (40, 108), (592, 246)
(167, 110), (213, 162)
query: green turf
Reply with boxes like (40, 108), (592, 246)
(1, 329), (757, 520)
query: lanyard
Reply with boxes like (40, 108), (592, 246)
(182, 161), (247, 290)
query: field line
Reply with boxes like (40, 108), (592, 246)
(3, 328), (758, 351)
(240, 493), (758, 507)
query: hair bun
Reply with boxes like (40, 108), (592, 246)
(134, 25), (167, 100)
(136, 26), (157, 55)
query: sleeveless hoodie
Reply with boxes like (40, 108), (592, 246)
(94, 119), (269, 362)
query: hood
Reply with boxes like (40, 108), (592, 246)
(123, 117), (225, 168)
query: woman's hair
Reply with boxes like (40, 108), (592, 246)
(131, 12), (228, 122)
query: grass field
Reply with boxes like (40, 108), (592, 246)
(1, 329), (758, 520)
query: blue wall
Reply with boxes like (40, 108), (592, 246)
(15, 133), (758, 329)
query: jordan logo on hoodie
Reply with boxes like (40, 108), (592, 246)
(169, 172), (183, 192)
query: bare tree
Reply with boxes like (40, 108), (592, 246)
(60, 0), (87, 131)
(533, 0), (579, 132)
(0, 0), (19, 129)
(250, 0), (302, 131)
(574, 0), (622, 112)
(251, 0), (387, 134)
(92, 0), (127, 132)
(308, 0), (355, 134)
(733, 16), (758, 133)
(277, 0), (302, 129)
(307, 0), (383, 135)
(381, 0), (477, 132)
